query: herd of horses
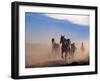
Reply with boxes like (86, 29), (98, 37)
(51, 35), (85, 60)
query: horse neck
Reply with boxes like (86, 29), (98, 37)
(60, 39), (64, 44)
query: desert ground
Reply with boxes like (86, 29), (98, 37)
(25, 42), (89, 68)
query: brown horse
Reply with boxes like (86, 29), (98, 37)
(70, 43), (76, 58)
(81, 42), (85, 52)
(51, 38), (60, 55)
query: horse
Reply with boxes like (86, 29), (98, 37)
(70, 43), (76, 58)
(60, 36), (71, 59)
(81, 42), (85, 52)
(51, 38), (60, 56)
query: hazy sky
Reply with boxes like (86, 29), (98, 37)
(25, 12), (89, 44)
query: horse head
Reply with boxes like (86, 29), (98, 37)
(51, 38), (55, 43)
(60, 35), (65, 44)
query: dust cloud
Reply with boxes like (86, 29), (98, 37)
(25, 41), (89, 68)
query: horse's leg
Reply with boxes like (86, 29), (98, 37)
(61, 49), (63, 58)
(61, 49), (64, 58)
(65, 52), (67, 60)
(65, 51), (69, 64)
(69, 49), (72, 60)
(72, 52), (74, 58)
(70, 52), (73, 60)
(71, 49), (75, 58)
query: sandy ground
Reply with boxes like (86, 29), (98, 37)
(25, 43), (89, 68)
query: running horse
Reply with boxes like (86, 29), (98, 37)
(60, 36), (71, 59)
(51, 38), (60, 55)
(70, 43), (76, 58)
(81, 42), (85, 52)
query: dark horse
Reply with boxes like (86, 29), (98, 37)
(60, 36), (71, 59)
